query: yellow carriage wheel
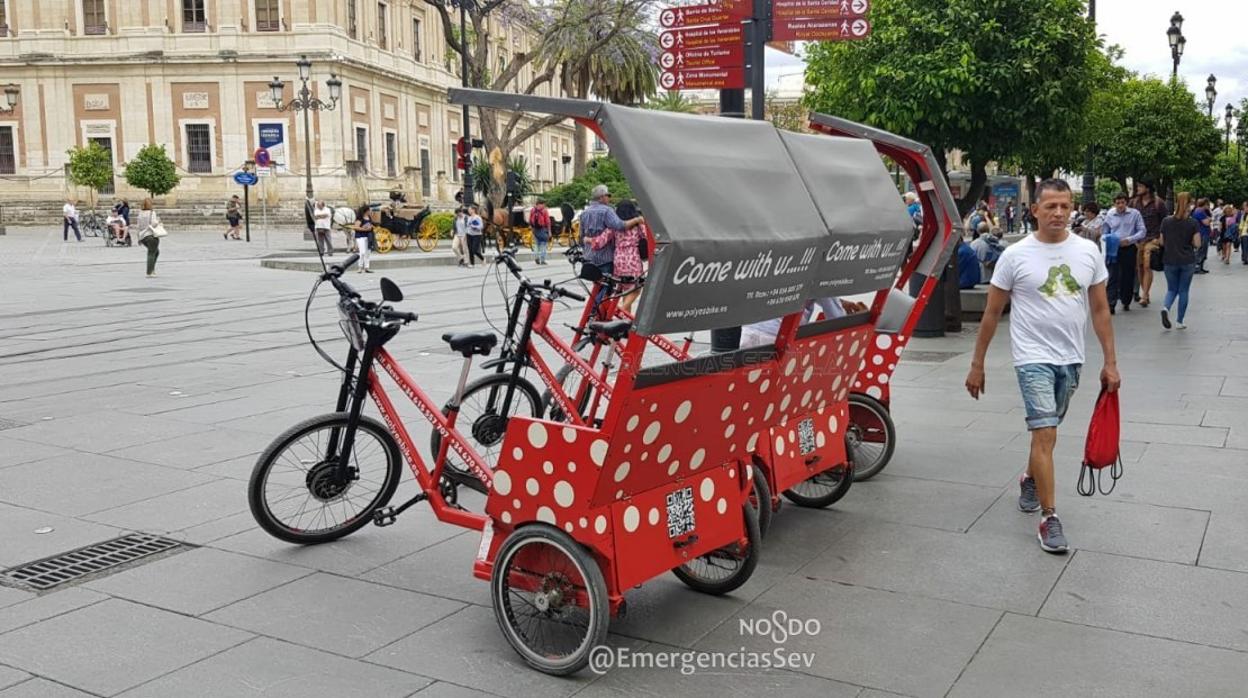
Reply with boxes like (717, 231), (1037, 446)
(417, 218), (440, 252)
(375, 227), (394, 254)
(391, 232), (411, 251)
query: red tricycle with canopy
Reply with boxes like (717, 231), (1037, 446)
(245, 90), (911, 675)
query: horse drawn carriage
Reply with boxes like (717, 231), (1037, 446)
(246, 87), (948, 676)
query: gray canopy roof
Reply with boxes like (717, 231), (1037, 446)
(449, 89), (913, 334)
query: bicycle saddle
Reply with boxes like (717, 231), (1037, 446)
(587, 320), (631, 341)
(441, 331), (498, 358)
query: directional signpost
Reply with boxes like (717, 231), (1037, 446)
(772, 16), (871, 40)
(772, 0), (869, 19)
(661, 67), (747, 90)
(661, 44), (745, 71)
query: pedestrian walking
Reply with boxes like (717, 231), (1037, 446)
(1158, 192), (1201, 331)
(966, 178), (1120, 554)
(1075, 202), (1105, 249)
(1005, 199), (1016, 234)
(224, 195), (243, 240)
(451, 207), (469, 267)
(1218, 204), (1237, 264)
(312, 200), (333, 256)
(1192, 198), (1212, 273)
(1130, 181), (1168, 306)
(581, 184), (644, 279)
(466, 205), (485, 267)
(352, 204), (375, 273)
(62, 199), (82, 242)
(1101, 192), (1145, 314)
(612, 199), (647, 314)
(135, 198), (166, 277)
(1240, 201), (1248, 265)
(530, 198), (552, 265)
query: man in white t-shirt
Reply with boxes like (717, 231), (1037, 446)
(63, 199), (82, 242)
(965, 178), (1120, 554)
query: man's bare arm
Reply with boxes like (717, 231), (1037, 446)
(966, 284), (1010, 399)
(1087, 282), (1121, 391)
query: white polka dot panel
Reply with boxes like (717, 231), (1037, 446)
(493, 471), (512, 495)
(553, 481), (575, 508)
(527, 422), (548, 448)
(674, 400), (692, 423)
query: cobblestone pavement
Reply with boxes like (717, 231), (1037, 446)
(1, 227), (1246, 697)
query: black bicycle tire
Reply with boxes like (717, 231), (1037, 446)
(671, 501), (761, 595)
(848, 392), (896, 482)
(430, 372), (543, 482)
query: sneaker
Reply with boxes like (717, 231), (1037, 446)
(1122, 304), (1131, 312)
(364, 269), (375, 274)
(1177, 322), (1187, 330)
(1161, 308), (1171, 329)
(1018, 476), (1041, 513)
(1038, 515), (1069, 553)
(1109, 305), (1116, 315)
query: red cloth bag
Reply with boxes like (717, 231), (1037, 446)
(1079, 388), (1124, 495)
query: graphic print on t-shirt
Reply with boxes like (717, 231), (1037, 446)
(1037, 264), (1083, 298)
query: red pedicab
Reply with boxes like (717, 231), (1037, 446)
(804, 113), (964, 481)
(251, 88), (904, 676)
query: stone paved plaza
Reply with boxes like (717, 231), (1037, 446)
(1, 226), (1247, 697)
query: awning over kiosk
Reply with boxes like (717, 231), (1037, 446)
(449, 89), (914, 335)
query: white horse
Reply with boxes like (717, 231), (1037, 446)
(333, 206), (361, 251)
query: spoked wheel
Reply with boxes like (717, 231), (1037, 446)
(492, 525), (609, 676)
(417, 219), (440, 252)
(672, 502), (761, 595)
(391, 233), (411, 251)
(748, 464), (773, 538)
(248, 413), (402, 544)
(430, 373), (543, 492)
(375, 228), (394, 254)
(847, 393), (896, 481)
(782, 436), (854, 508)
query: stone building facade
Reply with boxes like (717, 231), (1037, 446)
(0, 0), (580, 215)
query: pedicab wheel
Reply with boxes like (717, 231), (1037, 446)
(671, 502), (761, 595)
(492, 524), (609, 676)
(847, 393), (896, 482)
(375, 228), (394, 254)
(391, 233), (411, 251)
(781, 438), (854, 508)
(430, 373), (543, 484)
(248, 413), (402, 544)
(417, 219), (440, 252)
(748, 464), (772, 538)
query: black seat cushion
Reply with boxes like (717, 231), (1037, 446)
(587, 320), (631, 341)
(441, 331), (498, 357)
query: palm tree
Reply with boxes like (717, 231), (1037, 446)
(645, 90), (700, 113)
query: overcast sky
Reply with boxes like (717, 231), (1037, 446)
(765, 1), (1245, 122)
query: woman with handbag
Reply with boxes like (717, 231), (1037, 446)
(136, 198), (166, 277)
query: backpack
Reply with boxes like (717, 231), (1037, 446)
(531, 206), (549, 229)
(1079, 388), (1124, 496)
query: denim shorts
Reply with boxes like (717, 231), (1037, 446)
(1015, 363), (1082, 430)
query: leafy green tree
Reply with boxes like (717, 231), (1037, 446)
(1177, 149), (1248, 205)
(803, 0), (1098, 215)
(123, 144), (180, 198)
(541, 156), (633, 209)
(644, 90), (699, 113)
(766, 91), (807, 132)
(1092, 77), (1221, 197)
(66, 142), (115, 204)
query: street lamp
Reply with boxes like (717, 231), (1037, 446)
(270, 55), (343, 201)
(1206, 74), (1217, 118)
(1167, 12), (1184, 80)
(1226, 104), (1235, 155)
(1081, 0), (1097, 205)
(1237, 120), (1247, 168)
(453, 0), (476, 207)
(0, 84), (18, 113)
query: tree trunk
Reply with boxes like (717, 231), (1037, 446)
(955, 155), (989, 218)
(573, 122), (589, 178)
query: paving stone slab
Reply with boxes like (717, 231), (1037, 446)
(410, 683), (500, 698)
(884, 442), (1023, 488)
(361, 533), (492, 609)
(364, 605), (613, 698)
(949, 613), (1248, 697)
(0, 452), (212, 517)
(1119, 421), (1228, 448)
(0, 668), (27, 692)
(829, 475), (1001, 533)
(0, 438), (74, 470)
(204, 572), (464, 658)
(0, 590), (33, 613)
(1198, 510), (1248, 573)
(967, 494), (1208, 565)
(0, 678), (95, 698)
(0, 598), (251, 696)
(170, 510), (260, 545)
(104, 427), (274, 469)
(83, 479), (249, 534)
(1041, 551), (1248, 651)
(85, 547), (311, 616)
(693, 576), (1001, 698)
(800, 520), (1067, 614)
(0, 503), (126, 569)
(0, 589), (109, 637)
(1102, 467), (1248, 513)
(117, 637), (431, 698)
(575, 640), (863, 698)
(1, 415), (212, 454)
(1137, 441), (1248, 478)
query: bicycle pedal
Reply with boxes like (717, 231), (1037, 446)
(372, 507), (398, 527)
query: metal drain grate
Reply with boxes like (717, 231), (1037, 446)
(900, 351), (965, 364)
(0, 417), (27, 431)
(1, 534), (185, 591)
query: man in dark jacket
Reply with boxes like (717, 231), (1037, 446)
(1129, 181), (1168, 307)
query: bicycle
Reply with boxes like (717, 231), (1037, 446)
(80, 211), (107, 238)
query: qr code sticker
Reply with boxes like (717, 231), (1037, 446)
(666, 487), (696, 539)
(798, 417), (816, 455)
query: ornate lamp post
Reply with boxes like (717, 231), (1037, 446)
(1205, 74), (1217, 118)
(1167, 12), (1185, 81)
(269, 56), (343, 201)
(1237, 119), (1247, 168)
(1081, 0), (1097, 205)
(0, 84), (18, 113)
(1226, 103), (1235, 155)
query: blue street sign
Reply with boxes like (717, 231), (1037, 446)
(234, 171), (259, 186)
